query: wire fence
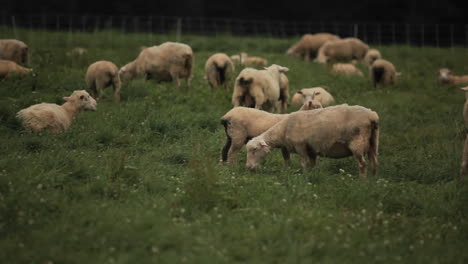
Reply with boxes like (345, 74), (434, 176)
(1, 13), (468, 47)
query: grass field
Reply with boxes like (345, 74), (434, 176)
(1, 28), (468, 263)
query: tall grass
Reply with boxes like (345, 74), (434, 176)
(0, 28), (467, 263)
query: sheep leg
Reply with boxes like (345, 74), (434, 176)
(295, 146), (311, 172)
(281, 147), (290, 165)
(353, 154), (367, 178)
(170, 72), (180, 89)
(227, 141), (244, 166)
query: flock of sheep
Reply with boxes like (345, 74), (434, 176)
(1, 33), (468, 178)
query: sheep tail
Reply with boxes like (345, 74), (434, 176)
(372, 66), (385, 88)
(215, 62), (227, 85)
(183, 54), (193, 76)
(368, 116), (379, 176)
(220, 119), (232, 162)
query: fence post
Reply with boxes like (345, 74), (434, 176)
(435, 24), (439, 48)
(450, 24), (454, 50)
(377, 23), (381, 45)
(465, 24), (468, 48)
(392, 23), (396, 45)
(406, 23), (410, 46)
(11, 16), (18, 39)
(176, 17), (182, 41)
(421, 24), (424, 47)
(353, 24), (358, 38)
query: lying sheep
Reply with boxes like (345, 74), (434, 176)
(119, 41), (193, 89)
(230, 52), (268, 67)
(232, 64), (289, 113)
(460, 87), (468, 178)
(291, 87), (335, 107)
(364, 49), (382, 66)
(331, 63), (363, 76)
(438, 68), (468, 86)
(0, 39), (28, 65)
(0, 59), (33, 78)
(66, 47), (88, 57)
(204, 53), (235, 90)
(371, 59), (400, 88)
(230, 52), (248, 65)
(220, 99), (316, 165)
(85, 61), (121, 102)
(316, 37), (369, 64)
(287, 33), (340, 61)
(17, 90), (97, 133)
(245, 104), (379, 177)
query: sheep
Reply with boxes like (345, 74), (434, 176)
(66, 47), (88, 57)
(331, 63), (363, 76)
(204, 53), (235, 90)
(364, 49), (382, 66)
(0, 59), (33, 78)
(438, 68), (468, 86)
(0, 39), (28, 65)
(245, 104), (379, 177)
(232, 64), (289, 113)
(230, 52), (268, 67)
(291, 87), (335, 108)
(286, 33), (340, 61)
(85, 60), (121, 102)
(371, 59), (400, 88)
(299, 97), (323, 110)
(316, 37), (369, 64)
(220, 99), (316, 165)
(460, 87), (468, 178)
(119, 41), (193, 89)
(17, 90), (97, 133)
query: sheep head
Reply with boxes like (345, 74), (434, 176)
(246, 137), (271, 170)
(64, 90), (97, 111)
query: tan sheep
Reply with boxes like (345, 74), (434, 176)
(220, 100), (316, 166)
(331, 63), (363, 76)
(371, 59), (400, 88)
(286, 33), (340, 61)
(119, 41), (193, 89)
(0, 59), (33, 78)
(299, 97), (323, 110)
(291, 87), (335, 107)
(232, 64), (289, 113)
(204, 53), (235, 90)
(438, 68), (468, 86)
(85, 61), (121, 102)
(0, 39), (28, 65)
(364, 49), (382, 66)
(230, 52), (248, 65)
(230, 52), (268, 67)
(316, 37), (369, 64)
(245, 104), (379, 177)
(17, 90), (97, 133)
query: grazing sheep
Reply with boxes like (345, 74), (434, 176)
(85, 60), (121, 102)
(245, 104), (379, 177)
(438, 68), (468, 86)
(371, 59), (400, 88)
(316, 37), (369, 64)
(220, 100), (315, 166)
(331, 63), (363, 76)
(204, 53), (235, 90)
(230, 52), (248, 65)
(230, 52), (268, 67)
(119, 41), (193, 89)
(0, 59), (33, 78)
(0, 39), (28, 65)
(287, 33), (340, 61)
(232, 64), (289, 113)
(291, 87), (335, 107)
(66, 47), (88, 57)
(460, 87), (468, 178)
(17, 90), (97, 133)
(364, 49), (382, 66)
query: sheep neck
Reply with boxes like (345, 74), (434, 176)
(262, 121), (286, 149)
(62, 101), (81, 119)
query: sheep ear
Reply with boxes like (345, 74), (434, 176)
(279, 66), (289, 73)
(461, 87), (468, 91)
(63, 96), (71, 101)
(80, 95), (85, 100)
(260, 140), (268, 147)
(315, 92), (321, 95)
(297, 90), (303, 95)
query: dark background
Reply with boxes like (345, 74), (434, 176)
(3, 0), (468, 24)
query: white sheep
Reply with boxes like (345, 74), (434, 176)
(286, 33), (340, 61)
(230, 52), (248, 65)
(230, 52), (268, 67)
(17, 90), (97, 133)
(438, 68), (468, 86)
(232, 64), (289, 113)
(85, 60), (121, 102)
(245, 104), (379, 177)
(0, 59), (33, 78)
(364, 49), (382, 66)
(0, 39), (28, 65)
(299, 97), (323, 110)
(291, 87), (335, 107)
(220, 99), (316, 165)
(204, 53), (235, 90)
(371, 59), (400, 88)
(316, 37), (369, 64)
(119, 41), (193, 89)
(331, 63), (363, 76)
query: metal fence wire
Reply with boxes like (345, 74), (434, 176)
(1, 13), (468, 47)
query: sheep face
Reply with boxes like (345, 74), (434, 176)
(265, 64), (289, 73)
(64, 90), (97, 111)
(119, 67), (132, 80)
(300, 99), (322, 110)
(246, 138), (271, 170)
(438, 68), (451, 83)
